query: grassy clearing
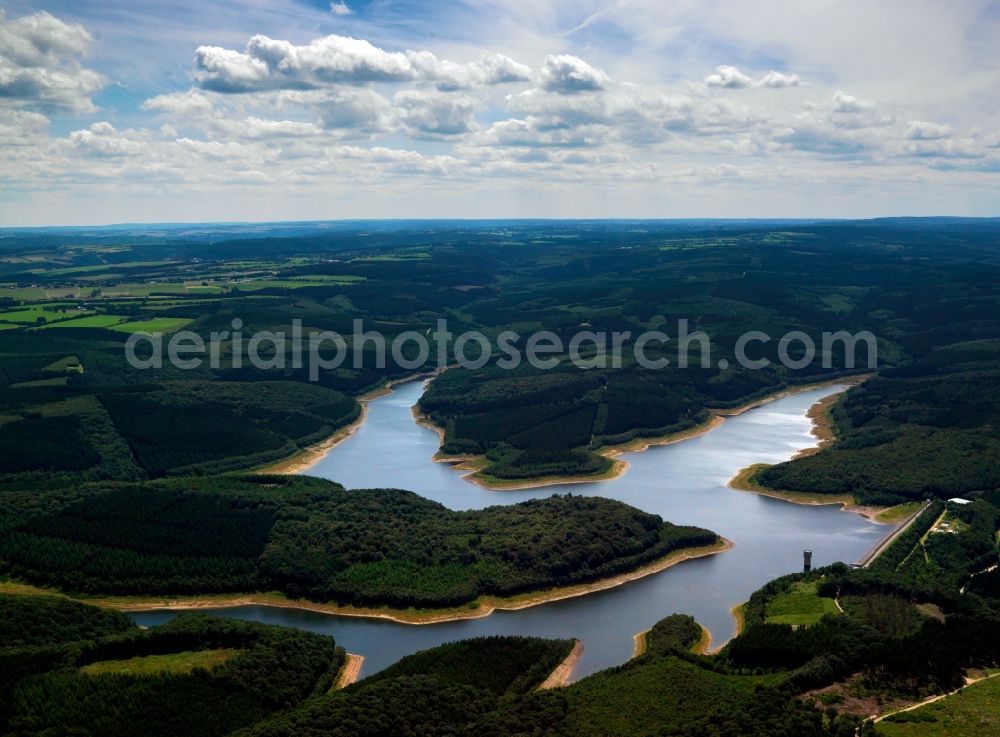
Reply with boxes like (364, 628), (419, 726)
(765, 581), (840, 626)
(28, 260), (173, 276)
(876, 502), (926, 524)
(10, 377), (69, 388)
(42, 355), (82, 372)
(79, 649), (242, 677)
(877, 674), (1000, 736)
(108, 317), (193, 333)
(35, 314), (124, 329)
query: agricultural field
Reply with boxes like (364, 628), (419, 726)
(107, 317), (193, 333)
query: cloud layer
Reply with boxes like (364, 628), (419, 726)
(0, 3), (998, 224)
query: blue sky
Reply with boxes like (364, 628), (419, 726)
(1, 0), (999, 225)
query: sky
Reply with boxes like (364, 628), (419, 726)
(1, 0), (999, 225)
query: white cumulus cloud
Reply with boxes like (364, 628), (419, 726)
(758, 70), (800, 88)
(394, 89), (478, 139)
(704, 65), (754, 88)
(540, 54), (609, 94)
(0, 9), (106, 113)
(706, 65), (800, 89)
(194, 33), (530, 92)
(906, 120), (952, 140)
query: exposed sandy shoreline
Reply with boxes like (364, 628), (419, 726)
(632, 629), (649, 659)
(730, 604), (746, 642)
(0, 539), (732, 626)
(725, 373), (887, 523)
(333, 653), (364, 690)
(727, 463), (886, 520)
(416, 374), (872, 491)
(269, 362), (871, 490)
(630, 621), (712, 659)
(538, 640), (584, 689)
(691, 623), (713, 655)
(264, 370), (441, 475)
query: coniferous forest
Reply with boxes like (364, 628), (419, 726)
(0, 219), (998, 736)
(0, 475), (717, 608)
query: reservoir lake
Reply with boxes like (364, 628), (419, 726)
(132, 379), (885, 680)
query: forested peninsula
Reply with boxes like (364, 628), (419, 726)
(0, 475), (720, 614)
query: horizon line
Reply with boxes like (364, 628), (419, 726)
(4, 215), (1000, 232)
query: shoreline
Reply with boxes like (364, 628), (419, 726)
(0, 539), (732, 626)
(730, 604), (746, 643)
(631, 621), (713, 659)
(333, 653), (364, 690)
(632, 629), (649, 659)
(537, 640), (584, 689)
(263, 370), (441, 475)
(271, 363), (872, 490)
(709, 373), (874, 418)
(416, 374), (870, 491)
(691, 623), (712, 655)
(727, 463), (886, 519)
(724, 373), (889, 522)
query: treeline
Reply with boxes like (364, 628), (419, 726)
(0, 343), (362, 484)
(0, 601), (344, 737)
(0, 594), (134, 649)
(0, 476), (719, 609)
(236, 617), (855, 737)
(420, 364), (789, 482)
(758, 370), (1000, 505)
(359, 636), (574, 697)
(234, 636), (573, 737)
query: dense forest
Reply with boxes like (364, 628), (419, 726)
(0, 599), (345, 737)
(1, 219), (999, 735)
(5, 482), (997, 736)
(0, 475), (717, 608)
(1, 219), (997, 487)
(208, 493), (1000, 736)
(759, 370), (1000, 505)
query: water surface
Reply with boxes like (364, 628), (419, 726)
(133, 380), (883, 679)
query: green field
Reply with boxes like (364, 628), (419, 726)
(42, 355), (82, 372)
(877, 674), (1000, 736)
(224, 276), (365, 290)
(765, 580), (841, 626)
(80, 648), (242, 676)
(876, 502), (926, 524)
(108, 317), (194, 333)
(28, 260), (174, 276)
(0, 306), (90, 324)
(35, 314), (125, 329)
